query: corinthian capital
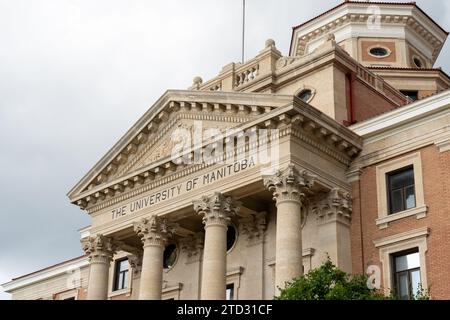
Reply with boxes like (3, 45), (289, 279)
(312, 188), (352, 225)
(81, 235), (116, 264)
(133, 216), (175, 248)
(264, 164), (315, 204)
(193, 192), (240, 227)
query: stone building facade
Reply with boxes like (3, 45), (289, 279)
(3, 1), (450, 300)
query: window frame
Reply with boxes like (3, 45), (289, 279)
(386, 165), (416, 215)
(374, 227), (429, 297)
(226, 283), (235, 300)
(294, 87), (316, 104)
(367, 45), (392, 59)
(113, 258), (129, 292)
(375, 152), (427, 229)
(392, 248), (421, 300)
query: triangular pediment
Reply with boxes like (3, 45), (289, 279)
(67, 90), (294, 201)
(114, 114), (253, 179)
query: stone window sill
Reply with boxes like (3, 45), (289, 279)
(108, 288), (131, 298)
(376, 205), (428, 229)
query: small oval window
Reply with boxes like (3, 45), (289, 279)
(297, 89), (313, 102)
(413, 57), (423, 68)
(163, 243), (178, 269)
(370, 47), (389, 57)
(227, 225), (237, 252)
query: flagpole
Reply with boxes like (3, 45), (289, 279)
(242, 0), (246, 63)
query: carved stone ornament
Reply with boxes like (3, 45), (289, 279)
(180, 232), (204, 263)
(127, 253), (143, 278)
(311, 188), (352, 225)
(263, 164), (315, 204)
(81, 235), (116, 264)
(193, 192), (241, 227)
(133, 216), (176, 248)
(239, 212), (267, 243)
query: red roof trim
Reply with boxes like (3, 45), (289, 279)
(11, 255), (88, 281)
(368, 66), (450, 80)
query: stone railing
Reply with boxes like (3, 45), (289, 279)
(355, 65), (409, 105)
(190, 39), (282, 92)
(235, 63), (260, 88)
(356, 65), (376, 87)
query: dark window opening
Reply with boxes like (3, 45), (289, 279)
(392, 249), (421, 300)
(297, 89), (313, 102)
(226, 284), (235, 300)
(113, 258), (129, 291)
(227, 226), (237, 251)
(387, 166), (416, 215)
(163, 243), (178, 269)
(400, 90), (419, 102)
(413, 57), (423, 68)
(370, 47), (389, 57)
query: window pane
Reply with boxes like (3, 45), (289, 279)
(395, 252), (420, 272)
(119, 260), (129, 272)
(390, 189), (404, 214)
(411, 270), (421, 299)
(226, 284), (234, 300)
(397, 272), (410, 300)
(389, 167), (414, 189)
(118, 273), (124, 290)
(405, 185), (416, 209)
(122, 270), (129, 289)
(163, 244), (178, 269)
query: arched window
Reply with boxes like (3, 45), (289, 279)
(227, 225), (237, 252)
(297, 89), (313, 103)
(163, 243), (178, 269)
(413, 57), (423, 68)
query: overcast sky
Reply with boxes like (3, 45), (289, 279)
(1, 0), (449, 300)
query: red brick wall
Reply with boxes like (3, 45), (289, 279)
(351, 145), (450, 299)
(350, 78), (399, 123)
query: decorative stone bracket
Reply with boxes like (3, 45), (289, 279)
(239, 212), (267, 245)
(180, 232), (205, 264)
(311, 188), (352, 225)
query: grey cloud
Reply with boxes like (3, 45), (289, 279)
(0, 0), (449, 300)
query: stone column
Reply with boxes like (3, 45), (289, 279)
(134, 216), (174, 300)
(81, 235), (116, 300)
(264, 164), (314, 294)
(312, 188), (353, 273)
(193, 192), (240, 300)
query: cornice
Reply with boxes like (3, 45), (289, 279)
(73, 101), (362, 213)
(67, 90), (293, 200)
(1, 256), (89, 293)
(350, 90), (450, 138)
(291, 8), (447, 62)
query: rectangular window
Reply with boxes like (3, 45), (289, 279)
(113, 258), (129, 291)
(226, 284), (235, 300)
(392, 249), (421, 300)
(387, 166), (416, 215)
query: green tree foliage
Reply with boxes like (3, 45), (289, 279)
(277, 257), (390, 300)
